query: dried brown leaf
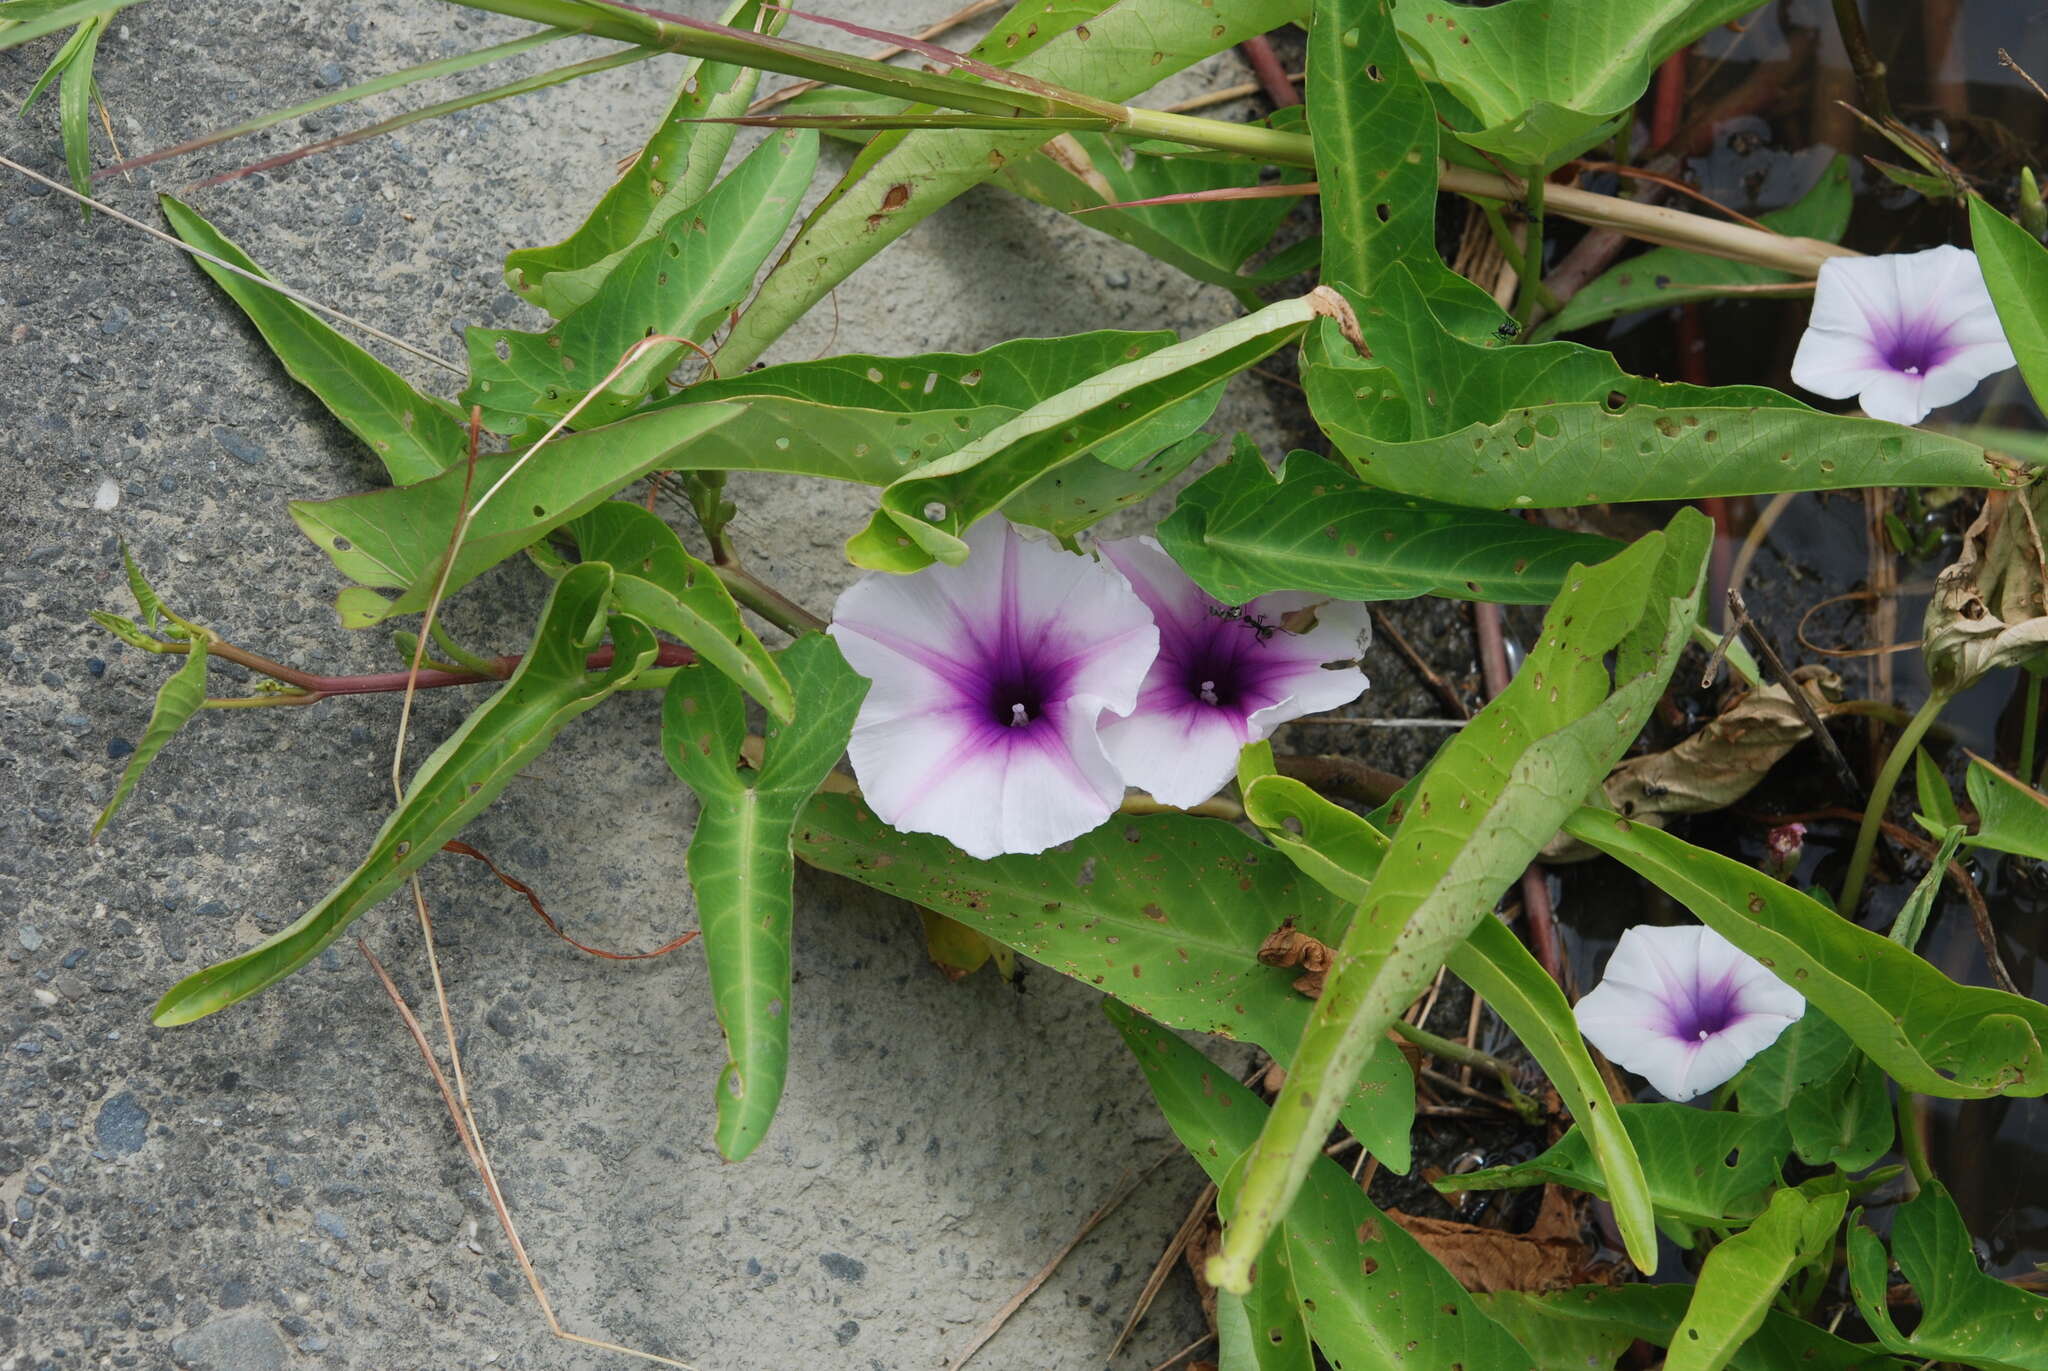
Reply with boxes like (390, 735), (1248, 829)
(1257, 920), (1334, 998)
(1387, 1186), (1600, 1295)
(1544, 665), (1842, 859)
(1924, 488), (2048, 696)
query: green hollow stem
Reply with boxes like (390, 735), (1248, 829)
(1840, 688), (1951, 915)
(1390, 1021), (1542, 1124)
(447, 0), (1118, 118)
(1897, 1091), (1933, 1197)
(713, 563), (827, 637)
(440, 4), (1852, 279)
(1515, 169), (1547, 330)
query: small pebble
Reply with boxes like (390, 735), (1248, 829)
(93, 477), (119, 511)
(211, 426), (265, 465)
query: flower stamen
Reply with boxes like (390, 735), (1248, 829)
(1008, 702), (1030, 728)
(1198, 680), (1220, 706)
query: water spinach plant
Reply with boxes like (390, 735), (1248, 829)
(22, 0), (2048, 1363)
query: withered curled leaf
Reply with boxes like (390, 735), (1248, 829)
(1924, 487), (2048, 696)
(1544, 666), (1842, 860)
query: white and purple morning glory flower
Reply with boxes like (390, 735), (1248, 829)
(828, 516), (1159, 860)
(1095, 537), (1371, 809)
(1790, 245), (2016, 426)
(1574, 924), (1804, 1103)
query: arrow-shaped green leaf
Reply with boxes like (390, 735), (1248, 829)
(662, 634), (867, 1160)
(151, 563), (657, 1025)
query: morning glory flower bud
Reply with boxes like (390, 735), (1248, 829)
(828, 516), (1159, 860)
(1094, 537), (1371, 809)
(1574, 924), (1805, 1103)
(1789, 245), (2016, 426)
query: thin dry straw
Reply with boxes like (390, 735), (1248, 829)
(0, 152), (464, 374)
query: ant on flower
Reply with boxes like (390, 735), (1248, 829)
(1206, 604), (1278, 643)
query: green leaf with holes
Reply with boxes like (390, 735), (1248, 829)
(1536, 156), (1852, 340)
(1306, 265), (2016, 509)
(151, 564), (657, 1026)
(1216, 1266), (1313, 1371)
(1849, 1181), (2048, 1371)
(569, 501), (790, 722)
(1481, 1285), (1906, 1371)
(290, 401), (742, 626)
(847, 294), (1317, 572)
(1235, 742), (1658, 1273)
(159, 194), (470, 485)
(1564, 810), (2048, 1099)
(1109, 1002), (1528, 1371)
(794, 793), (1416, 1170)
(462, 128), (816, 433)
(1006, 430), (1215, 538)
(992, 129), (1313, 293)
(1737, 1011), (1893, 1172)
(711, 0), (1309, 371)
(1305, 0), (1503, 336)
(1397, 0), (1761, 166)
(1454, 1103), (1788, 1234)
(1158, 445), (1622, 606)
(1667, 1185), (1848, 1371)
(778, 82), (1321, 295)
(662, 634), (866, 1160)
(504, 0), (780, 316)
(1208, 510), (1709, 1293)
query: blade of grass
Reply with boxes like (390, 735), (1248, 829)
(95, 26), (575, 179)
(185, 42), (658, 191)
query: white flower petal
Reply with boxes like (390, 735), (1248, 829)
(1573, 979), (1680, 1059)
(848, 703), (1124, 859)
(1100, 698), (1253, 809)
(830, 515), (1156, 858)
(1095, 539), (1372, 807)
(1097, 537), (1211, 649)
(1853, 370), (1938, 425)
(1789, 334), (1891, 402)
(1018, 535), (1160, 718)
(1575, 924), (1803, 1102)
(1792, 246), (2016, 424)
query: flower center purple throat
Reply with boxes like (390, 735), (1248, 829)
(987, 675), (1048, 729)
(1881, 318), (1953, 377)
(1667, 974), (1742, 1042)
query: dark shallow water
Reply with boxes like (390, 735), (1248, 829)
(1553, 0), (2048, 1281)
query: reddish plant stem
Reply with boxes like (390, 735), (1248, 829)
(1473, 603), (1569, 987)
(1272, 754), (1407, 808)
(197, 640), (696, 704)
(1651, 48), (1688, 147)
(1238, 33), (1302, 108)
